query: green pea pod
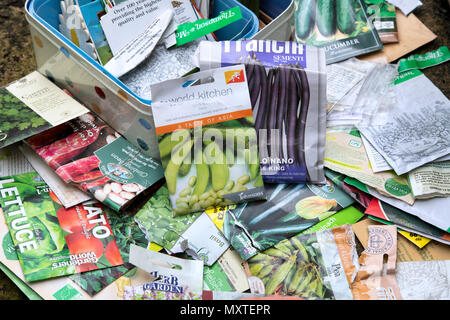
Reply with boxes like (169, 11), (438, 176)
(205, 142), (229, 192)
(264, 255), (296, 295)
(178, 157), (192, 177)
(192, 149), (210, 197)
(165, 139), (194, 195)
(159, 131), (189, 159)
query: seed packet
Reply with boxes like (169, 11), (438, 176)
(19, 143), (92, 208)
(127, 244), (204, 300)
(0, 172), (123, 282)
(69, 207), (149, 296)
(357, 69), (450, 175)
(247, 224), (359, 299)
(195, 40), (327, 184)
(293, 0), (383, 64)
(351, 225), (403, 300)
(323, 127), (415, 205)
(0, 71), (89, 150)
(151, 65), (266, 216)
(24, 112), (165, 213)
(221, 179), (355, 261)
(365, 0), (398, 43)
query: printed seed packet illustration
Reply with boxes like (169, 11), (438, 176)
(25, 113), (165, 213)
(151, 65), (266, 216)
(134, 184), (202, 249)
(221, 179), (355, 261)
(0, 71), (88, 150)
(294, 0), (383, 64)
(69, 207), (149, 296)
(196, 40), (328, 184)
(0, 172), (123, 282)
(247, 224), (359, 299)
(364, 0), (398, 43)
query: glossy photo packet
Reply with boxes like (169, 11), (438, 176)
(195, 40), (327, 184)
(151, 65), (266, 216)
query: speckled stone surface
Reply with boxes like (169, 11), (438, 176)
(0, 0), (449, 300)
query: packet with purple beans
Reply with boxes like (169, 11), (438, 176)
(195, 40), (327, 184)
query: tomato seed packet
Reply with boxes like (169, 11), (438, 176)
(0, 172), (123, 282)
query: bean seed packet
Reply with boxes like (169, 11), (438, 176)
(25, 112), (165, 213)
(293, 0), (383, 64)
(221, 179), (355, 261)
(0, 172), (123, 282)
(247, 224), (359, 299)
(151, 65), (266, 216)
(195, 40), (327, 184)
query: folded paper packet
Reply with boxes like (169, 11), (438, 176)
(351, 225), (403, 300)
(25, 112), (165, 213)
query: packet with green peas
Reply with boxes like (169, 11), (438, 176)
(151, 65), (267, 217)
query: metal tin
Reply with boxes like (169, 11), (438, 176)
(252, 0), (294, 41)
(24, 0), (259, 159)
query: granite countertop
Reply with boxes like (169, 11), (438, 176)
(0, 0), (449, 300)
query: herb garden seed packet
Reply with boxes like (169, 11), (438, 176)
(0, 172), (123, 282)
(294, 0), (383, 64)
(0, 71), (89, 150)
(25, 112), (165, 213)
(221, 179), (355, 261)
(247, 224), (359, 299)
(127, 244), (203, 300)
(151, 65), (266, 217)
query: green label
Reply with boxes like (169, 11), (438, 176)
(53, 284), (83, 300)
(384, 178), (411, 196)
(300, 206), (365, 235)
(203, 262), (234, 292)
(2, 233), (18, 261)
(175, 6), (243, 46)
(394, 69), (423, 85)
(398, 46), (450, 72)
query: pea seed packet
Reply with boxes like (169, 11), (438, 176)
(0, 172), (123, 282)
(195, 40), (328, 184)
(247, 224), (359, 299)
(293, 0), (383, 64)
(151, 65), (266, 216)
(25, 112), (165, 213)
